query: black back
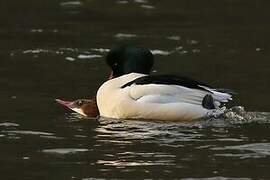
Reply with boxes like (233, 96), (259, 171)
(121, 74), (213, 92)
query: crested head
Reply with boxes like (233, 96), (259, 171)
(106, 44), (154, 78)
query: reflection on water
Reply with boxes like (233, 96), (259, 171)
(1, 0), (270, 179)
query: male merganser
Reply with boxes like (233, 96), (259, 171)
(55, 98), (99, 117)
(96, 44), (233, 121)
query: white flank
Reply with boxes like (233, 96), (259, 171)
(96, 73), (231, 121)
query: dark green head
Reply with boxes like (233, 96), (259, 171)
(106, 44), (154, 78)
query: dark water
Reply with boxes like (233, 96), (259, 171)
(1, 0), (270, 179)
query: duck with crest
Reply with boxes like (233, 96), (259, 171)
(95, 44), (233, 121)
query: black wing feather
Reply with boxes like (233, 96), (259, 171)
(121, 74), (213, 92)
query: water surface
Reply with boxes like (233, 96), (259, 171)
(1, 0), (270, 179)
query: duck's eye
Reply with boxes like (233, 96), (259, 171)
(77, 100), (83, 106)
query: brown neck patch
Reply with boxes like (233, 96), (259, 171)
(81, 99), (99, 117)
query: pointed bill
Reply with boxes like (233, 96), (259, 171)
(55, 99), (73, 108)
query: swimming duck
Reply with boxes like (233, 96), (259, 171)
(55, 98), (99, 117)
(96, 44), (233, 121)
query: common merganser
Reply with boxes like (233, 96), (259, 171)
(96, 44), (233, 121)
(55, 98), (99, 117)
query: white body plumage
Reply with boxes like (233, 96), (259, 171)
(97, 73), (232, 121)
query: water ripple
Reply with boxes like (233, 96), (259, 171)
(10, 48), (105, 61)
(60, 1), (83, 7)
(182, 178), (251, 180)
(151, 49), (171, 55)
(114, 33), (137, 39)
(213, 143), (270, 158)
(96, 159), (174, 167)
(141, 5), (155, 9)
(3, 130), (54, 136)
(77, 54), (102, 59)
(42, 148), (89, 155)
(0, 122), (20, 127)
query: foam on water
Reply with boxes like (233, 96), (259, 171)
(216, 106), (270, 125)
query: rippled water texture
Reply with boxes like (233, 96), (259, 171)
(1, 0), (270, 179)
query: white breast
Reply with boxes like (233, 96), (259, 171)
(96, 73), (146, 119)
